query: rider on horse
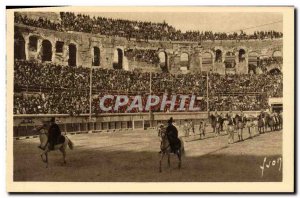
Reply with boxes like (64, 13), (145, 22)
(39, 117), (62, 150)
(166, 117), (181, 153)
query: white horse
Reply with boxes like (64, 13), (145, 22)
(36, 125), (74, 168)
(159, 126), (184, 172)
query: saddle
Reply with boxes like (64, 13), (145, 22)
(170, 138), (181, 153)
(55, 135), (65, 145)
(54, 135), (66, 145)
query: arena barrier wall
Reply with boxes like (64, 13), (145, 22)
(13, 111), (260, 138)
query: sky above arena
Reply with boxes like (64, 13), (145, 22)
(79, 12), (282, 33)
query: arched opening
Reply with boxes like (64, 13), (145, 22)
(248, 51), (259, 74)
(55, 41), (64, 53)
(158, 51), (168, 72)
(41, 40), (52, 62)
(224, 52), (236, 68)
(202, 52), (213, 65)
(93, 47), (100, 66)
(113, 48), (123, 69)
(14, 33), (25, 60)
(215, 49), (222, 63)
(29, 35), (38, 52)
(68, 44), (77, 66)
(238, 49), (246, 62)
(180, 53), (189, 68)
(202, 52), (213, 72)
(272, 50), (283, 64)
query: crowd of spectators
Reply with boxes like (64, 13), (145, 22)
(14, 90), (89, 115)
(14, 12), (62, 31)
(13, 60), (282, 115)
(209, 73), (283, 97)
(124, 49), (160, 64)
(15, 12), (283, 42)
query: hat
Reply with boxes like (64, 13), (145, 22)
(168, 117), (173, 124)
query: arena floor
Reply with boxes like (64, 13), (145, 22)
(13, 127), (282, 182)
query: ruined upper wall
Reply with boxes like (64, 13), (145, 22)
(14, 24), (283, 74)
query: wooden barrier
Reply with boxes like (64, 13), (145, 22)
(13, 111), (260, 137)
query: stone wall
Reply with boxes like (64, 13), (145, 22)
(14, 24), (283, 74)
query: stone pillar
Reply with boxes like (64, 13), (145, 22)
(24, 36), (29, 60)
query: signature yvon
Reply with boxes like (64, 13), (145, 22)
(260, 156), (282, 177)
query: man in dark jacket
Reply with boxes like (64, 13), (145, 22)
(40, 117), (62, 150)
(166, 117), (181, 153)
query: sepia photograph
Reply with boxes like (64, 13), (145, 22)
(6, 6), (294, 192)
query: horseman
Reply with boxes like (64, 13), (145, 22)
(40, 117), (62, 150)
(209, 111), (215, 129)
(219, 112), (224, 131)
(166, 117), (180, 153)
(258, 109), (266, 125)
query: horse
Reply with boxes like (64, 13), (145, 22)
(257, 116), (266, 134)
(37, 125), (74, 168)
(214, 121), (221, 137)
(245, 116), (256, 138)
(277, 114), (283, 130)
(159, 127), (184, 173)
(266, 115), (274, 132)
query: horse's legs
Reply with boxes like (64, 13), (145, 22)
(44, 151), (48, 168)
(248, 127), (252, 138)
(237, 129), (240, 141)
(241, 129), (244, 141)
(167, 154), (170, 168)
(159, 153), (164, 172)
(60, 147), (66, 165)
(177, 150), (181, 169)
(40, 147), (49, 168)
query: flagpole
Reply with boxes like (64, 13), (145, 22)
(149, 72), (152, 127)
(206, 70), (209, 115)
(89, 66), (92, 120)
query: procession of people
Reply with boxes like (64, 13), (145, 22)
(162, 109), (282, 145)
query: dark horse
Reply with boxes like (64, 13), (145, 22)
(159, 126), (184, 172)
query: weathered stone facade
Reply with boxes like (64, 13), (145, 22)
(14, 24), (283, 74)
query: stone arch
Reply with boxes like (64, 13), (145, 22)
(202, 50), (214, 64)
(113, 48), (123, 69)
(92, 46), (101, 66)
(14, 32), (26, 60)
(68, 43), (77, 66)
(238, 48), (246, 63)
(28, 35), (38, 52)
(248, 51), (259, 74)
(41, 40), (52, 62)
(180, 52), (189, 67)
(158, 50), (168, 72)
(224, 51), (236, 69)
(215, 49), (222, 62)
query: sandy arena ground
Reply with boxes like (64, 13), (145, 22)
(13, 126), (282, 182)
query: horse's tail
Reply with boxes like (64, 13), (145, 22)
(180, 138), (185, 156)
(66, 136), (74, 150)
